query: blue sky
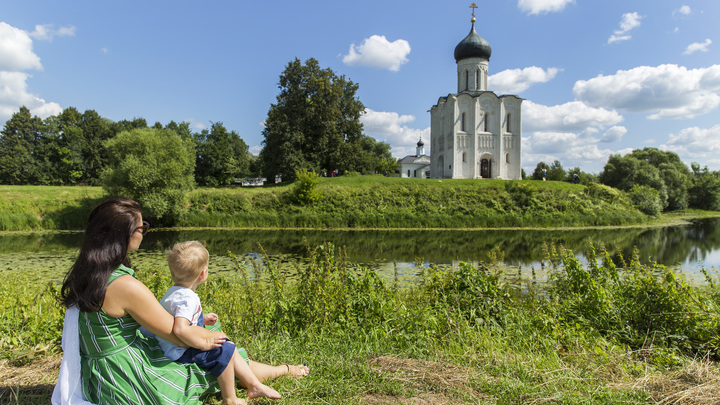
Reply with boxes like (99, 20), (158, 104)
(2, 0), (719, 174)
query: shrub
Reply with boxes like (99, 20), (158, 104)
(628, 184), (662, 216)
(102, 128), (195, 225)
(290, 169), (322, 205)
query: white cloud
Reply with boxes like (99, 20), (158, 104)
(184, 118), (207, 131)
(662, 125), (720, 159)
(360, 108), (428, 157)
(684, 39), (712, 55)
(522, 100), (623, 132)
(0, 22), (65, 122)
(0, 71), (62, 120)
(488, 66), (561, 94)
(249, 145), (262, 156)
(674, 5), (692, 17)
(522, 131), (620, 172)
(0, 22), (42, 71)
(573, 64), (720, 119)
(29, 24), (76, 41)
(600, 126), (627, 143)
(518, 0), (574, 15)
(342, 35), (411, 72)
(608, 12), (643, 44)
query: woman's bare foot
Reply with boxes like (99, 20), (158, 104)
(247, 383), (281, 399)
(285, 364), (310, 377)
(222, 397), (246, 405)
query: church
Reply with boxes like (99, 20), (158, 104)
(429, 6), (523, 180)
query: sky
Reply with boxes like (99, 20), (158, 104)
(2, 0), (719, 174)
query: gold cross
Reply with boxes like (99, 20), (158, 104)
(470, 3), (478, 18)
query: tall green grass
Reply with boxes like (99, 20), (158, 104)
(0, 179), (666, 231)
(181, 177), (650, 229)
(0, 186), (105, 231)
(4, 242), (719, 402)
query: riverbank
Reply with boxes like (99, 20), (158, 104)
(2, 243), (720, 404)
(0, 177), (660, 231)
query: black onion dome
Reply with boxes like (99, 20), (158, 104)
(453, 22), (492, 61)
(417, 138), (424, 147)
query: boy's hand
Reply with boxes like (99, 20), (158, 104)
(203, 312), (218, 326)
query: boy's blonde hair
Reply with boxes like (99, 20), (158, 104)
(167, 241), (209, 284)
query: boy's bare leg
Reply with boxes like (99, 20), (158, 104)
(233, 352), (281, 399)
(217, 355), (246, 405)
(248, 360), (310, 382)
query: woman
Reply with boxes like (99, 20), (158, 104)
(54, 197), (308, 404)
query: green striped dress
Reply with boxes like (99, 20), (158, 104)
(78, 265), (238, 404)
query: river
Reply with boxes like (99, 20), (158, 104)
(1, 217), (719, 284)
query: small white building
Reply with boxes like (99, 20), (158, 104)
(398, 138), (431, 178)
(429, 12), (523, 180)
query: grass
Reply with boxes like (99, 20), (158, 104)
(5, 178), (720, 231)
(3, 242), (720, 404)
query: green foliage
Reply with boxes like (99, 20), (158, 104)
(422, 262), (509, 327)
(566, 167), (597, 185)
(259, 58), (366, 181)
(628, 184), (662, 216)
(689, 163), (720, 211)
(547, 244), (720, 356)
(600, 153), (669, 209)
(102, 128), (196, 225)
(194, 122), (251, 187)
(290, 169), (321, 205)
(600, 148), (695, 211)
(0, 275), (64, 363)
(5, 243), (720, 403)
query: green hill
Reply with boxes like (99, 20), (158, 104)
(0, 177), (652, 231)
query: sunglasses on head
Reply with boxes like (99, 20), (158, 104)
(136, 221), (150, 235)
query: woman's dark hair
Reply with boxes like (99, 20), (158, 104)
(61, 197), (142, 311)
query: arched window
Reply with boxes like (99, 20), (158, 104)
(462, 152), (467, 163)
(506, 153), (510, 163)
(483, 113), (488, 132)
(506, 113), (511, 133)
(461, 113), (466, 132)
(475, 70), (480, 90)
(465, 70), (469, 90)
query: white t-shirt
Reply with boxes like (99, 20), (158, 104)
(156, 286), (203, 361)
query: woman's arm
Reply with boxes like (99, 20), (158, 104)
(173, 317), (226, 349)
(103, 275), (227, 349)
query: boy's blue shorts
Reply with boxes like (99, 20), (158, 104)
(177, 341), (236, 377)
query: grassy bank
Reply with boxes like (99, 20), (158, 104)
(1, 176), (656, 231)
(2, 243), (720, 403)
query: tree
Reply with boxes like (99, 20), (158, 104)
(565, 167), (597, 185)
(531, 162), (549, 181)
(599, 154), (668, 209)
(629, 148), (691, 211)
(0, 106), (44, 184)
(78, 110), (116, 185)
(260, 58), (365, 181)
(194, 122), (251, 186)
(689, 163), (720, 211)
(547, 160), (566, 181)
(354, 136), (394, 174)
(102, 128), (196, 225)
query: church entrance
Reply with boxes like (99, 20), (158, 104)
(480, 158), (491, 178)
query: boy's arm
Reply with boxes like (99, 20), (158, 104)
(173, 316), (228, 350)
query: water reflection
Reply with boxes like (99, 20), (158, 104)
(1, 218), (719, 283)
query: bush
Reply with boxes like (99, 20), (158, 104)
(290, 169), (322, 205)
(628, 184), (662, 216)
(102, 128), (196, 225)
